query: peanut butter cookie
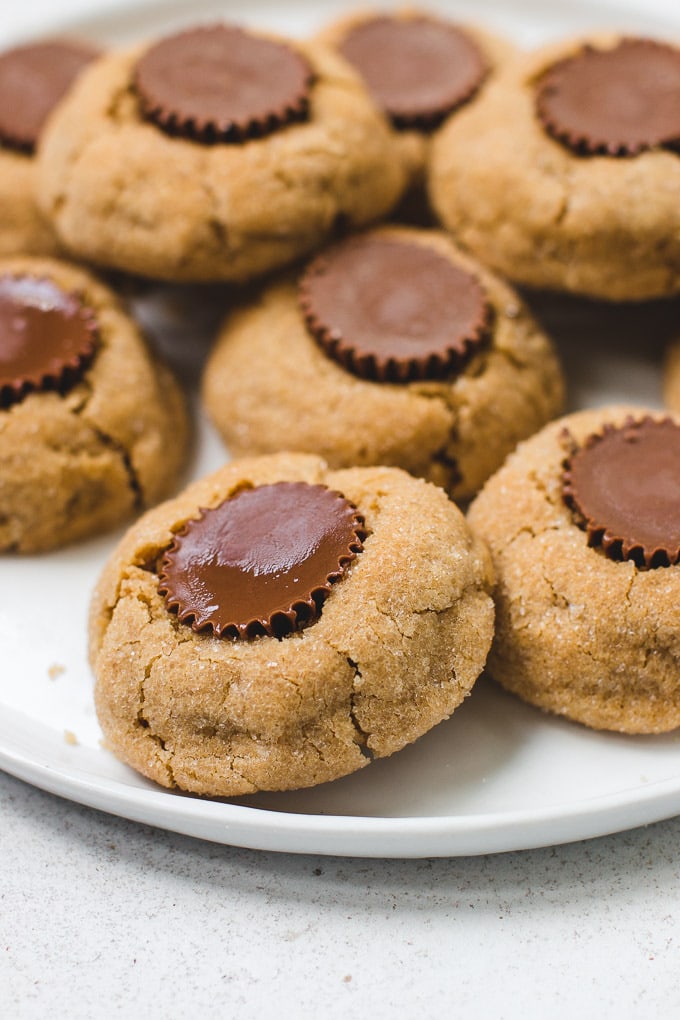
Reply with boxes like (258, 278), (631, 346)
(316, 9), (514, 222)
(90, 452), (494, 796)
(202, 226), (564, 503)
(0, 39), (98, 258)
(0, 256), (188, 552)
(430, 35), (680, 300)
(37, 24), (408, 283)
(468, 406), (680, 733)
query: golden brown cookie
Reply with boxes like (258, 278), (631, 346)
(36, 24), (409, 283)
(430, 35), (680, 301)
(202, 226), (564, 503)
(0, 256), (188, 552)
(90, 452), (495, 796)
(316, 9), (514, 222)
(663, 340), (680, 412)
(0, 39), (99, 258)
(468, 406), (680, 733)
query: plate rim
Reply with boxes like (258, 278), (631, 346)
(3, 0), (680, 858)
(3, 703), (680, 857)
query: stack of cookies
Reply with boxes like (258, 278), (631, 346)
(4, 8), (680, 799)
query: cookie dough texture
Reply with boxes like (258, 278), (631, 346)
(663, 340), (680, 413)
(429, 35), (680, 301)
(36, 40), (409, 283)
(316, 11), (515, 189)
(0, 257), (188, 552)
(0, 151), (60, 257)
(90, 453), (495, 796)
(202, 226), (564, 503)
(468, 405), (680, 733)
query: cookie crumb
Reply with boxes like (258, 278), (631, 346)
(64, 729), (78, 746)
(48, 663), (66, 680)
(343, 975), (352, 983)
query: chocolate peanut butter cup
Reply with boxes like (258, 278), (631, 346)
(536, 38), (680, 157)
(134, 25), (313, 144)
(299, 235), (491, 383)
(338, 15), (487, 131)
(0, 40), (99, 154)
(0, 275), (98, 408)
(563, 418), (680, 567)
(158, 482), (365, 639)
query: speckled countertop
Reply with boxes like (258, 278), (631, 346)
(3, 769), (680, 1018)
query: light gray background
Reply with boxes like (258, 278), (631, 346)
(3, 769), (680, 1019)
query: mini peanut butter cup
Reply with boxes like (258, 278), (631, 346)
(0, 275), (98, 408)
(563, 418), (680, 568)
(299, 235), (491, 383)
(0, 40), (100, 154)
(133, 25), (313, 144)
(338, 15), (487, 131)
(535, 39), (680, 156)
(158, 482), (365, 639)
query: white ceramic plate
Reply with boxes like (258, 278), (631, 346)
(2, 0), (680, 858)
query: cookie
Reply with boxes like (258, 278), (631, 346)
(36, 23), (409, 283)
(0, 256), (188, 552)
(90, 452), (495, 796)
(0, 39), (99, 258)
(468, 406), (680, 733)
(663, 339), (680, 412)
(316, 9), (514, 221)
(202, 226), (564, 503)
(429, 35), (680, 301)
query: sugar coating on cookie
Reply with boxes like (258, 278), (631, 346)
(430, 34), (680, 300)
(0, 256), (188, 553)
(36, 25), (410, 283)
(90, 453), (495, 796)
(468, 406), (680, 734)
(0, 39), (99, 258)
(202, 226), (564, 502)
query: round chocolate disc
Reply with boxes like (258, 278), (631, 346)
(0, 275), (98, 408)
(0, 40), (99, 154)
(299, 235), (491, 383)
(338, 15), (487, 130)
(536, 39), (680, 156)
(563, 418), (680, 567)
(134, 24), (313, 144)
(159, 482), (365, 639)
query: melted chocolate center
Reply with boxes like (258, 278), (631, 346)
(338, 15), (487, 130)
(563, 418), (680, 567)
(0, 40), (99, 154)
(159, 482), (365, 639)
(536, 39), (680, 156)
(134, 24), (313, 144)
(0, 275), (98, 407)
(299, 235), (490, 382)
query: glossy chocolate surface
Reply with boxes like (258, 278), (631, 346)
(563, 418), (680, 567)
(159, 482), (365, 639)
